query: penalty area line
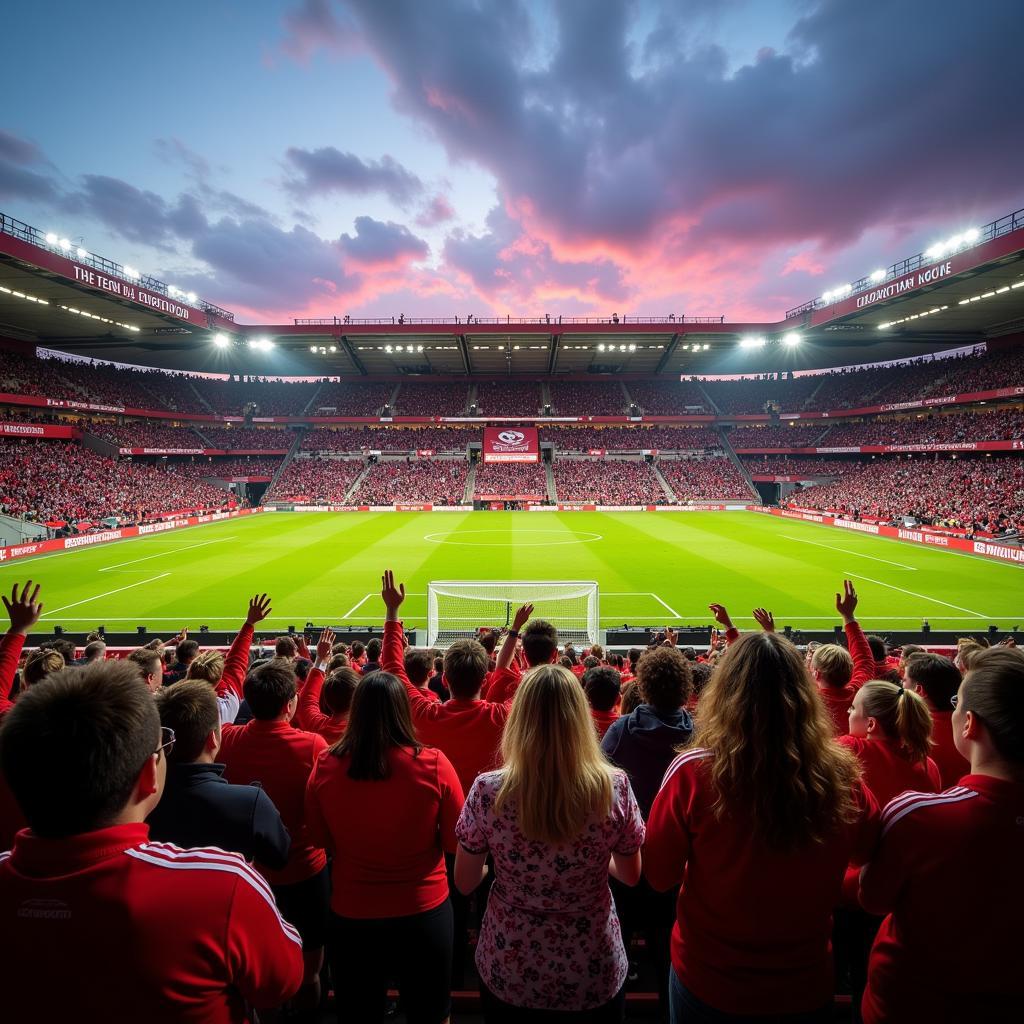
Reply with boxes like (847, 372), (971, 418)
(649, 593), (682, 618)
(40, 573), (172, 617)
(780, 534), (918, 570)
(99, 537), (236, 572)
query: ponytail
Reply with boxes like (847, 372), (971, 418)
(860, 681), (933, 765)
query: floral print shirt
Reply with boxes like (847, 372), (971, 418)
(456, 769), (645, 1010)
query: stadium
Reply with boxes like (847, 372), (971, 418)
(2, 2), (1023, 1023)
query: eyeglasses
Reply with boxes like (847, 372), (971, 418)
(950, 695), (959, 709)
(155, 726), (175, 761)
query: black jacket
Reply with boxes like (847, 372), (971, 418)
(147, 762), (291, 868)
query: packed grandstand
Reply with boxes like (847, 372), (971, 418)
(1, 204), (1023, 1024)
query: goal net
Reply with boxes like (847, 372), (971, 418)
(427, 581), (600, 648)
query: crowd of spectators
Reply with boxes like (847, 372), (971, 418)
(658, 457), (754, 502)
(354, 459), (468, 505)
(299, 426), (474, 452)
(309, 382), (394, 416)
(727, 423), (833, 448)
(196, 426), (294, 450)
(472, 461), (549, 497)
(473, 381), (541, 416)
(190, 378), (320, 417)
(553, 458), (664, 504)
(86, 422), (206, 450)
(625, 380), (710, 414)
(816, 408), (1024, 447)
(741, 456), (861, 477)
(541, 425), (721, 450)
(795, 455), (1024, 533)
(918, 345), (1024, 398)
(201, 457), (283, 479)
(0, 439), (232, 523)
(265, 457), (365, 503)
(394, 382), (468, 416)
(698, 374), (824, 414)
(548, 381), (628, 415)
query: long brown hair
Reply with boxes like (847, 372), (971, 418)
(329, 671), (420, 780)
(496, 664), (614, 844)
(961, 647), (1024, 764)
(858, 680), (933, 764)
(695, 632), (860, 849)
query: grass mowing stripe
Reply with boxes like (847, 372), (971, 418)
(780, 534), (918, 570)
(42, 573), (172, 616)
(843, 571), (988, 619)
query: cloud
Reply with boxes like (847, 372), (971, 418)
(0, 129), (60, 203)
(416, 193), (456, 227)
(284, 146), (423, 205)
(338, 215), (429, 267)
(279, 0), (359, 62)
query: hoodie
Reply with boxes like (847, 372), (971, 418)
(601, 704), (694, 819)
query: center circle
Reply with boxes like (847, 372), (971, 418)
(423, 529), (603, 547)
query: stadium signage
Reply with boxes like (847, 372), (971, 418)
(853, 261), (953, 309)
(482, 426), (540, 464)
(119, 447), (206, 456)
(0, 422), (78, 439)
(70, 264), (194, 322)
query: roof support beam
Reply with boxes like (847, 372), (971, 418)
(547, 333), (560, 374)
(458, 333), (471, 373)
(655, 332), (680, 375)
(340, 335), (366, 375)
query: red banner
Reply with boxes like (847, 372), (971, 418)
(475, 493), (546, 501)
(588, 448), (607, 457)
(737, 440), (1022, 455)
(416, 449), (436, 457)
(0, 422), (79, 439)
(482, 426), (540, 463)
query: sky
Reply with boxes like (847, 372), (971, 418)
(1, 0), (1021, 325)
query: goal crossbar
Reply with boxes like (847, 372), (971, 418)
(427, 580), (599, 648)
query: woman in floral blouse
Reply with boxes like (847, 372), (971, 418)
(455, 662), (645, 1022)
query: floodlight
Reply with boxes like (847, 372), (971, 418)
(619, 344), (626, 351)
(702, 343), (709, 350)
(330, 345), (338, 353)
(385, 344), (393, 352)
(628, 343), (637, 351)
(782, 332), (801, 347)
(212, 333), (229, 348)
(310, 345), (317, 352)
(77, 247), (87, 259)
(963, 227), (980, 243)
(45, 232), (58, 244)
(598, 343), (606, 351)
(925, 243), (944, 260)
(740, 335), (765, 349)
(168, 286), (179, 297)
(58, 238), (71, 250)
(869, 269), (886, 283)
(186, 292), (197, 303)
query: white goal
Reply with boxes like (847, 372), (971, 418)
(427, 580), (600, 648)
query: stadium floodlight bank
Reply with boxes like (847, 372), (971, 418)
(427, 581), (600, 647)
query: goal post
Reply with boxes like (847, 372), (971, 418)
(427, 580), (600, 648)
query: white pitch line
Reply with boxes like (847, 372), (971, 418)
(781, 534), (918, 570)
(649, 593), (682, 618)
(99, 537), (236, 572)
(341, 593), (375, 618)
(844, 572), (989, 619)
(40, 573), (172, 617)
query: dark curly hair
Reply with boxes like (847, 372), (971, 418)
(635, 647), (692, 713)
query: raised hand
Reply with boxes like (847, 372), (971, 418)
(511, 603), (534, 632)
(316, 627), (335, 661)
(296, 634), (312, 660)
(708, 604), (734, 630)
(752, 608), (775, 633)
(381, 569), (406, 618)
(665, 626), (677, 647)
(835, 579), (858, 624)
(246, 593), (272, 626)
(3, 581), (43, 635)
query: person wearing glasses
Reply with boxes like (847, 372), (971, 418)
(0, 659), (303, 1021)
(859, 646), (1024, 1022)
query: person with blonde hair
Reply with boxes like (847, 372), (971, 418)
(455, 662), (645, 1021)
(644, 629), (879, 1022)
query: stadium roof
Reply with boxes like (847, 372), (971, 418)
(2, 206), (1023, 379)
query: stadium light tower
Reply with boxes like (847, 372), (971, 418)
(212, 333), (230, 348)
(782, 332), (801, 347)
(740, 335), (766, 349)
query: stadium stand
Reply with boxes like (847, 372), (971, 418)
(553, 458), (664, 504)
(472, 461), (549, 496)
(201, 457), (283, 478)
(626, 380), (710, 413)
(85, 422), (206, 450)
(394, 381), (468, 416)
(658, 457), (754, 502)
(194, 426), (294, 450)
(473, 380), (541, 415)
(548, 380), (628, 415)
(190, 377), (319, 416)
(541, 425), (721, 450)
(265, 457), (364, 503)
(0, 439), (233, 522)
(307, 381), (394, 415)
(727, 423), (834, 448)
(354, 459), (469, 505)
(299, 426), (474, 452)
(741, 455), (863, 477)
(811, 408), (1024, 447)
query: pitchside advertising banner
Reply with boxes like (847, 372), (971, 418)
(482, 426), (540, 463)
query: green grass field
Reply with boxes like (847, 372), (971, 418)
(5, 510), (1024, 635)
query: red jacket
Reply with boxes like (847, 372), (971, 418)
(926, 709), (969, 789)
(645, 747), (880, 1015)
(0, 630), (26, 721)
(860, 776), (1024, 1022)
(306, 744), (463, 919)
(383, 620), (510, 795)
(816, 622), (875, 736)
(837, 735), (941, 811)
(220, 720), (328, 887)
(590, 707), (619, 738)
(294, 667), (348, 744)
(0, 823), (303, 1022)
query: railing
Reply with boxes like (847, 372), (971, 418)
(0, 210), (235, 322)
(293, 314), (726, 327)
(786, 204), (1024, 319)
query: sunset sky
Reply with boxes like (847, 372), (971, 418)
(2, 0), (1021, 325)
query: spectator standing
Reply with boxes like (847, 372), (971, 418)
(903, 652), (970, 788)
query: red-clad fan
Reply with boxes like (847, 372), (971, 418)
(296, 627), (358, 743)
(860, 646), (1024, 1022)
(305, 617), (463, 1022)
(902, 651), (970, 788)
(0, 660), (303, 1022)
(217, 603), (329, 1019)
(0, 580), (42, 723)
(483, 608), (558, 703)
(644, 629), (880, 1018)
(583, 665), (622, 738)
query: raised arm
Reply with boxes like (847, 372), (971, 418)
(836, 580), (874, 688)
(296, 628), (334, 733)
(219, 594), (271, 701)
(0, 581), (43, 716)
(495, 604), (532, 674)
(709, 603), (740, 646)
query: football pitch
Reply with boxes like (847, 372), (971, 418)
(6, 511), (1024, 635)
